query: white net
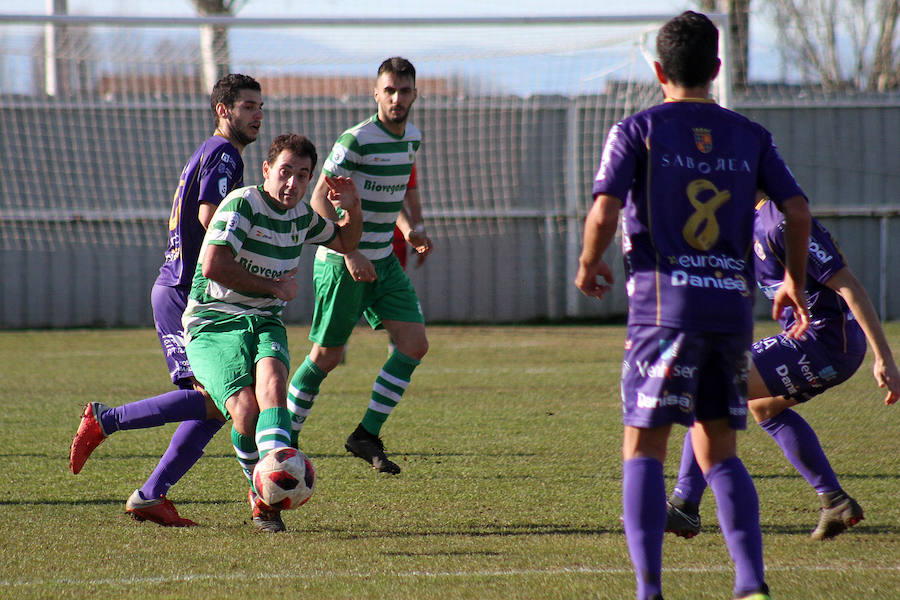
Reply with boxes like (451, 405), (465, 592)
(0, 14), (706, 250)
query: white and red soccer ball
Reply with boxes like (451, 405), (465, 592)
(252, 447), (316, 510)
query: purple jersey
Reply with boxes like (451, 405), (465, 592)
(593, 100), (805, 334)
(753, 198), (851, 333)
(155, 135), (244, 288)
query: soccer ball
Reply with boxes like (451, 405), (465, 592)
(252, 447), (316, 510)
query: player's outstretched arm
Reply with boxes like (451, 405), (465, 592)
(773, 195), (811, 338)
(575, 194), (620, 299)
(826, 267), (900, 405)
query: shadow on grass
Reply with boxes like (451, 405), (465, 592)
(303, 524), (620, 539)
(23, 450), (538, 460)
(748, 472), (900, 481)
(0, 497), (241, 507)
(681, 523), (897, 536)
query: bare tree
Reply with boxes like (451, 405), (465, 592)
(191, 0), (249, 92)
(869, 0), (900, 90)
(763, 0), (900, 91)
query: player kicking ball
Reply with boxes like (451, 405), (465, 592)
(67, 73), (264, 527)
(665, 195), (900, 541)
(70, 133), (362, 532)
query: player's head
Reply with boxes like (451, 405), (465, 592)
(656, 11), (720, 88)
(262, 133), (317, 209)
(375, 57), (417, 130)
(210, 73), (263, 151)
(377, 56), (416, 85)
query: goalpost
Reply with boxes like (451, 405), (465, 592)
(0, 12), (731, 322)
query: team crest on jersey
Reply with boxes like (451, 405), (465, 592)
(291, 222), (299, 244)
(225, 211), (240, 233)
(693, 128), (713, 153)
(331, 146), (346, 166)
(408, 142), (415, 161)
(218, 177), (228, 197)
(754, 240), (766, 261)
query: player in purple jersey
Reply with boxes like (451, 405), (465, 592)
(665, 197), (900, 541)
(69, 74), (263, 526)
(575, 12), (812, 600)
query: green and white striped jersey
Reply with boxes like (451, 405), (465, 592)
(316, 114), (421, 262)
(183, 184), (337, 334)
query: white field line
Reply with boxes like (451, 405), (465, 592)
(3, 563), (900, 588)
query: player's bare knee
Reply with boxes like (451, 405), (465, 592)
(395, 334), (428, 360)
(226, 393), (259, 436)
(311, 347), (345, 372)
(256, 378), (287, 410)
(749, 403), (778, 423)
(748, 396), (792, 423)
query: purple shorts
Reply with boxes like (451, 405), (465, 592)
(621, 325), (752, 430)
(752, 318), (866, 402)
(151, 283), (193, 388)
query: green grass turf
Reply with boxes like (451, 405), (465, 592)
(1, 324), (899, 599)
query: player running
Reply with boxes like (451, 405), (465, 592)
(665, 196), (900, 541)
(575, 11), (812, 600)
(286, 57), (432, 474)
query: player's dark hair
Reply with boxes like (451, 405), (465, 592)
(210, 73), (261, 120)
(656, 11), (719, 88)
(266, 133), (318, 171)
(377, 56), (416, 84)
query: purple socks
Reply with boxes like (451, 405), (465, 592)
(758, 408), (840, 494)
(673, 431), (707, 505)
(96, 389), (223, 501)
(622, 457), (665, 600)
(673, 408), (841, 508)
(139, 418), (224, 499)
(100, 389), (208, 433)
(705, 457), (766, 598)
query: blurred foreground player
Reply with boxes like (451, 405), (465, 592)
(575, 11), (812, 600)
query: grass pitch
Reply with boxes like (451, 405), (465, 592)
(1, 324), (899, 599)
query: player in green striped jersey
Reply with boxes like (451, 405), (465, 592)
(69, 133), (361, 533)
(185, 132), (362, 531)
(287, 57), (433, 474)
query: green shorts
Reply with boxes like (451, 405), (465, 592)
(309, 253), (424, 347)
(185, 315), (290, 419)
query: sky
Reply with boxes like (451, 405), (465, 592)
(0, 1), (786, 91)
(7, 1), (696, 18)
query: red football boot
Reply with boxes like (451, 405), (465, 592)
(69, 402), (110, 474)
(125, 489), (198, 527)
